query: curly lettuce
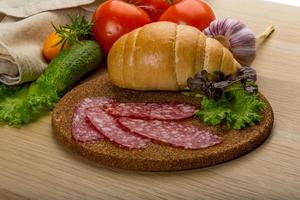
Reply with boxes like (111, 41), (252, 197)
(196, 83), (265, 130)
(0, 80), (59, 125)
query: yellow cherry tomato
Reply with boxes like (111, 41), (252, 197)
(42, 32), (69, 61)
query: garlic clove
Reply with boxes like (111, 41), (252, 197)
(204, 18), (257, 66)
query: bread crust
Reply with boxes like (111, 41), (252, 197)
(134, 22), (178, 90)
(204, 38), (223, 74)
(194, 31), (206, 76)
(175, 25), (199, 89)
(107, 34), (127, 88)
(221, 47), (235, 76)
(123, 29), (140, 88)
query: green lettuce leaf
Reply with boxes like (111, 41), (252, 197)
(0, 80), (59, 126)
(196, 83), (265, 130)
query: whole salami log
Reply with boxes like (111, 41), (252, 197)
(71, 97), (113, 143)
(118, 117), (222, 149)
(86, 107), (150, 149)
(103, 102), (197, 120)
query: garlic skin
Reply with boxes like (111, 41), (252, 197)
(203, 18), (256, 66)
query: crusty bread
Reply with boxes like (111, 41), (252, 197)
(108, 22), (241, 91)
(52, 72), (274, 171)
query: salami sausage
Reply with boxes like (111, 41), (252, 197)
(118, 117), (222, 149)
(86, 107), (150, 149)
(103, 102), (197, 120)
(71, 97), (113, 143)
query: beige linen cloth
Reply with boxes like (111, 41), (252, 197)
(0, 0), (103, 85)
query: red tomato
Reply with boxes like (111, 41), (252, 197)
(135, 0), (180, 21)
(158, 0), (216, 31)
(93, 0), (151, 55)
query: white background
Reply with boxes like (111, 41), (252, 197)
(266, 0), (300, 7)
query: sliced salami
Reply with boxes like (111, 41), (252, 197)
(72, 97), (113, 143)
(86, 107), (150, 149)
(118, 117), (222, 149)
(148, 103), (196, 120)
(103, 103), (148, 119)
(103, 102), (197, 120)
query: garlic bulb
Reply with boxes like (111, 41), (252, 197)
(203, 18), (274, 66)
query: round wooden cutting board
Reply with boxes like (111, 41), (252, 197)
(52, 73), (274, 171)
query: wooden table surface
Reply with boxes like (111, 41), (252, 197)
(1, 0), (300, 199)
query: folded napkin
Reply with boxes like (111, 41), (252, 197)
(0, 0), (104, 85)
(0, 0), (95, 18)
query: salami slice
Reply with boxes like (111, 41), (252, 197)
(72, 97), (113, 143)
(103, 102), (197, 120)
(86, 107), (150, 149)
(103, 103), (148, 119)
(118, 117), (222, 149)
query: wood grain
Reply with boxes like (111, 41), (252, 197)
(0, 0), (300, 199)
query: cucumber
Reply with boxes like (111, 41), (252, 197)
(38, 40), (103, 96)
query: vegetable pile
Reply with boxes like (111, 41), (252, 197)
(0, 15), (103, 126)
(0, 40), (102, 125)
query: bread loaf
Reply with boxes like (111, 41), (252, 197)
(108, 22), (241, 91)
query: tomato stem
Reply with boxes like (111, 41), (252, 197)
(166, 0), (174, 5)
